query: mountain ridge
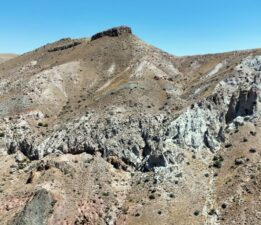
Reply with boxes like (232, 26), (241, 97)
(0, 26), (260, 225)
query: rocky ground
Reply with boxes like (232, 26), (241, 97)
(0, 26), (260, 225)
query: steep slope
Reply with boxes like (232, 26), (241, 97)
(0, 26), (260, 225)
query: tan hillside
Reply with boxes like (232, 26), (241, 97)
(0, 54), (17, 64)
(0, 26), (260, 225)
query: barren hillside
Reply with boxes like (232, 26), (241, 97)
(0, 26), (260, 225)
(0, 54), (17, 64)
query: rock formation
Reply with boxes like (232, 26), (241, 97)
(91, 26), (132, 40)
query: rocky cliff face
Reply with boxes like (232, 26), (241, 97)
(0, 27), (260, 225)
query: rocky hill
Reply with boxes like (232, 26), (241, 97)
(0, 26), (260, 225)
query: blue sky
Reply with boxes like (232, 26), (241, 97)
(0, 0), (261, 56)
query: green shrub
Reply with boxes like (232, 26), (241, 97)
(149, 194), (155, 200)
(194, 210), (200, 216)
(38, 122), (48, 127)
(102, 192), (109, 197)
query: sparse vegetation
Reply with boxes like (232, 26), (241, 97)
(221, 203), (227, 209)
(149, 194), (155, 200)
(169, 193), (175, 198)
(243, 137), (248, 142)
(194, 210), (200, 216)
(225, 143), (232, 148)
(208, 209), (216, 216)
(122, 207), (128, 215)
(212, 155), (224, 169)
(205, 173), (209, 177)
(250, 131), (256, 136)
(249, 148), (256, 153)
(102, 192), (109, 197)
(38, 122), (48, 127)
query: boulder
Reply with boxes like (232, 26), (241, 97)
(12, 189), (56, 225)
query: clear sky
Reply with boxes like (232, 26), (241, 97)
(1, 0), (261, 56)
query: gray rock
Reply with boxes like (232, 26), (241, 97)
(235, 157), (247, 165)
(12, 189), (56, 225)
(15, 152), (27, 163)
